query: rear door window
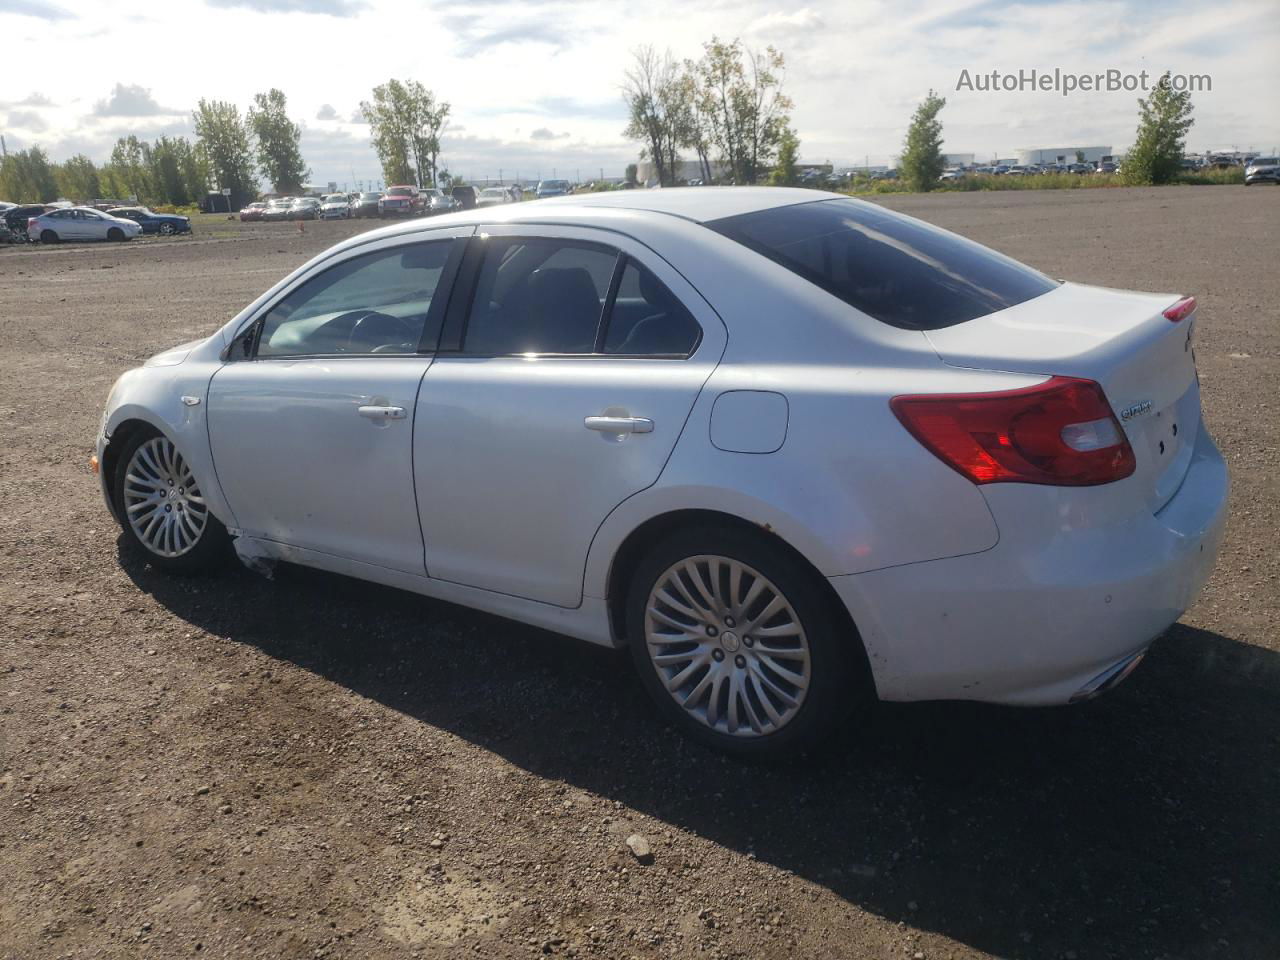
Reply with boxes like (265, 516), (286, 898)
(708, 198), (1057, 330)
(461, 238), (617, 355)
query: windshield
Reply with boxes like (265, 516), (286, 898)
(387, 187), (414, 196)
(323, 194), (346, 202)
(481, 189), (505, 197)
(1250, 157), (1278, 166)
(708, 198), (1057, 331)
(360, 192), (382, 200)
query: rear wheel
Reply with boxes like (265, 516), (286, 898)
(40, 229), (58, 243)
(112, 428), (228, 574)
(107, 227), (124, 241)
(626, 526), (871, 756)
(158, 222), (175, 236)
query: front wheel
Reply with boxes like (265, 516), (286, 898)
(107, 227), (125, 241)
(113, 428), (228, 574)
(158, 222), (175, 236)
(626, 526), (872, 756)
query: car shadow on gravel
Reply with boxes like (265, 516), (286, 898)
(121, 546), (1280, 960)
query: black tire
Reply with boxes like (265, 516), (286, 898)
(625, 525), (873, 757)
(111, 426), (230, 575)
(40, 229), (58, 244)
(159, 222), (175, 235)
(107, 227), (124, 241)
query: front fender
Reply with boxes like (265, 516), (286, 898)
(99, 361), (238, 531)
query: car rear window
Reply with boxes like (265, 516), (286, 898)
(707, 198), (1057, 330)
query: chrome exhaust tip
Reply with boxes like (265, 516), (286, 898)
(1070, 649), (1148, 703)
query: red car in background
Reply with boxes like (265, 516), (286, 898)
(239, 202), (267, 222)
(378, 185), (424, 217)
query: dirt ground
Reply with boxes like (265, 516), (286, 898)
(1, 187), (1277, 960)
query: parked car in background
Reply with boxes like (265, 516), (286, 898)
(476, 187), (512, 207)
(0, 201), (15, 215)
(1066, 163), (1092, 174)
(450, 185), (478, 210)
(95, 187), (1227, 756)
(239, 202), (267, 222)
(379, 186), (422, 217)
(1244, 157), (1279, 185)
(107, 206), (192, 236)
(289, 197), (322, 220)
(262, 198), (294, 222)
(319, 194), (351, 219)
(1095, 162), (1118, 174)
(940, 169), (965, 181)
(3, 203), (52, 235)
(422, 188), (456, 215)
(28, 206), (142, 243)
(1005, 165), (1032, 176)
(350, 192), (383, 218)
(535, 178), (571, 198)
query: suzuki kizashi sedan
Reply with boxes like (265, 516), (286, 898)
(95, 188), (1228, 755)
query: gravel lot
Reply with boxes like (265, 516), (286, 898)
(1, 187), (1277, 960)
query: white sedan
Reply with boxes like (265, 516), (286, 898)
(29, 206), (143, 243)
(94, 188), (1228, 755)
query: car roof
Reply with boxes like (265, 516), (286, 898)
(527, 186), (840, 223)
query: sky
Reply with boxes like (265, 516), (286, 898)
(0, 0), (1276, 187)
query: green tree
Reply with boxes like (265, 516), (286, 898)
(1075, 149), (1086, 163)
(621, 46), (692, 187)
(900, 90), (947, 192)
(108, 136), (153, 202)
(248, 88), (309, 193)
(770, 127), (799, 185)
(56, 154), (101, 202)
(1122, 72), (1195, 186)
(361, 80), (450, 187)
(0, 147), (59, 201)
(693, 37), (792, 185)
(193, 99), (257, 208)
(625, 162), (638, 185)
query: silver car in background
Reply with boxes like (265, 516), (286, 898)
(319, 194), (351, 219)
(27, 206), (143, 243)
(1244, 157), (1278, 185)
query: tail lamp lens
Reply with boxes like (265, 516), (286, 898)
(891, 376), (1136, 486)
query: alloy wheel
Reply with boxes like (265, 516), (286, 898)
(122, 436), (209, 558)
(644, 555), (811, 737)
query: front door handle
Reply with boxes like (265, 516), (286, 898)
(358, 404), (406, 420)
(585, 415), (653, 434)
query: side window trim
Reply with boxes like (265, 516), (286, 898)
(228, 236), (466, 362)
(594, 255), (628, 354)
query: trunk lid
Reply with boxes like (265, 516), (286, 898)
(925, 281), (1200, 512)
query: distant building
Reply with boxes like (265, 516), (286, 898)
(635, 159), (730, 183)
(1018, 146), (1112, 165)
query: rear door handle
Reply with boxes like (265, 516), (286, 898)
(584, 416), (653, 434)
(358, 404), (406, 420)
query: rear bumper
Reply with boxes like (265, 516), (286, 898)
(830, 421), (1229, 705)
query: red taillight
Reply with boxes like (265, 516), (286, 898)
(891, 376), (1136, 486)
(1163, 296), (1196, 322)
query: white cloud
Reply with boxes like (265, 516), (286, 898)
(747, 8), (824, 35)
(92, 83), (181, 117)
